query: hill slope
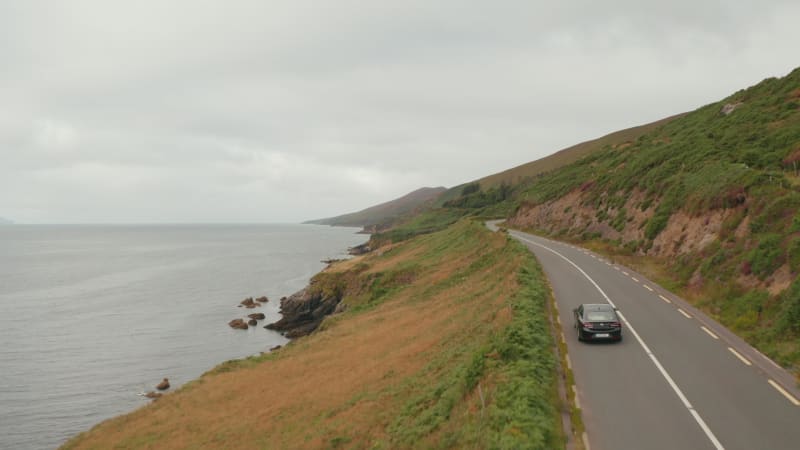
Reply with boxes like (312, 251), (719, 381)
(307, 186), (447, 229)
(435, 114), (685, 207)
(500, 67), (800, 371)
(62, 221), (563, 449)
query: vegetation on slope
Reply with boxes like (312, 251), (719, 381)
(434, 114), (684, 207)
(486, 67), (800, 373)
(63, 221), (563, 449)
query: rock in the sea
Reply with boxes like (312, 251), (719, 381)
(144, 391), (162, 399)
(240, 297), (256, 307)
(248, 318), (257, 326)
(255, 296), (269, 303)
(156, 378), (170, 391)
(248, 313), (266, 320)
(228, 318), (249, 330)
(269, 345), (282, 351)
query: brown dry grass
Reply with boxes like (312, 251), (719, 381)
(63, 224), (524, 450)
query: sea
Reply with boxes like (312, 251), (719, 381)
(0, 223), (366, 449)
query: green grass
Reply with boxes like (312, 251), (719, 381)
(370, 208), (467, 246)
(384, 229), (563, 449)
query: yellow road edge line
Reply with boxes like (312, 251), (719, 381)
(728, 347), (752, 366)
(678, 308), (692, 319)
(768, 379), (800, 406)
(700, 326), (719, 340)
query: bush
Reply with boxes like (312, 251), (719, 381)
(788, 238), (800, 272)
(747, 233), (785, 279)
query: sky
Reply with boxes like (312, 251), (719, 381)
(1, 1), (799, 224)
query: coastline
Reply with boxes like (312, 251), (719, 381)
(0, 224), (366, 450)
(264, 238), (370, 339)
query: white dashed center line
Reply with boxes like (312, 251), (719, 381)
(701, 326), (719, 340)
(678, 308), (692, 319)
(512, 233), (725, 450)
(728, 347), (752, 366)
(768, 380), (800, 406)
(659, 294), (672, 304)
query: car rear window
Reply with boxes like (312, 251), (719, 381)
(586, 312), (615, 321)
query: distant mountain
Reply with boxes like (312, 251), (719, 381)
(307, 187), (447, 229)
(0, 217), (14, 225)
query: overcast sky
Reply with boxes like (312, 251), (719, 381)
(2, 1), (799, 223)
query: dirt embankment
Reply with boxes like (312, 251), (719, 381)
(508, 188), (791, 294)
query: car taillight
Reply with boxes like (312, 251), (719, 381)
(583, 322), (593, 328)
(611, 322), (621, 328)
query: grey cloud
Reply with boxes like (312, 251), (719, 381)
(1, 0), (799, 223)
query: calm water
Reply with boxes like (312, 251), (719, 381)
(0, 224), (365, 449)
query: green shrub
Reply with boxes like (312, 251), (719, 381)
(778, 278), (800, 333)
(788, 238), (800, 272)
(747, 233), (785, 279)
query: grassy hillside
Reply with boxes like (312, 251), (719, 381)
(63, 221), (564, 449)
(435, 114), (684, 207)
(307, 186), (447, 229)
(500, 67), (800, 373)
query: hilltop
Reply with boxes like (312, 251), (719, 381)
(306, 186), (447, 230)
(435, 113), (685, 207)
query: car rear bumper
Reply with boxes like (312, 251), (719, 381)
(580, 329), (622, 340)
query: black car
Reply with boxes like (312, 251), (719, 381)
(573, 303), (622, 342)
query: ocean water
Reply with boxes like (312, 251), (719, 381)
(0, 224), (365, 449)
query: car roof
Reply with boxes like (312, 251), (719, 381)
(583, 303), (614, 310)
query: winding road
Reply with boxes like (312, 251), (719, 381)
(495, 225), (800, 450)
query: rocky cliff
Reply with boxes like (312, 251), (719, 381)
(265, 287), (343, 338)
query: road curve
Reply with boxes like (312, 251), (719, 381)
(496, 225), (800, 450)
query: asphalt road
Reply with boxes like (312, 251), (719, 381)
(495, 225), (800, 450)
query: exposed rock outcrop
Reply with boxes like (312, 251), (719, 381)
(721, 102), (743, 115)
(144, 391), (162, 399)
(247, 313), (266, 320)
(265, 286), (343, 338)
(348, 243), (371, 255)
(255, 296), (269, 303)
(248, 318), (257, 326)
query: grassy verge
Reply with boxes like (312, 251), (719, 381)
(62, 221), (564, 449)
